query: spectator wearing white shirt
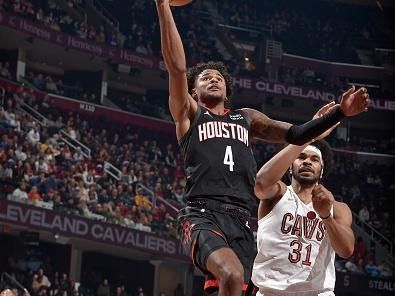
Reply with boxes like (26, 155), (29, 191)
(4, 109), (21, 131)
(12, 181), (28, 199)
(27, 124), (40, 146)
(37, 268), (51, 288)
(359, 206), (370, 223)
(15, 145), (27, 161)
(73, 147), (84, 161)
(82, 168), (95, 185)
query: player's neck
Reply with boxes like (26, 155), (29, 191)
(200, 102), (227, 115)
(291, 181), (315, 204)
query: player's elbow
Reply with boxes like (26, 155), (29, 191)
(165, 59), (187, 75)
(338, 245), (354, 259)
(254, 179), (270, 199)
(169, 65), (187, 75)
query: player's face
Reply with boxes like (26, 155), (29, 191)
(194, 69), (227, 103)
(291, 151), (323, 185)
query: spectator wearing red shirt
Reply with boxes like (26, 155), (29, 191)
(28, 186), (41, 201)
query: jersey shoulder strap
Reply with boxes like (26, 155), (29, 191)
(178, 105), (202, 148)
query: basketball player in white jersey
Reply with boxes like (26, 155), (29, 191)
(251, 103), (355, 296)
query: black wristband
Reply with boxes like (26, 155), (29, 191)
(319, 212), (332, 220)
(286, 105), (345, 145)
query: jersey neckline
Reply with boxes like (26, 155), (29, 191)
(201, 105), (230, 116)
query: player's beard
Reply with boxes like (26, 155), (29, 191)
(292, 168), (320, 185)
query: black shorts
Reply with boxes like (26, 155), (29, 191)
(177, 201), (256, 294)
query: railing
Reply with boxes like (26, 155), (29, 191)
(352, 211), (393, 254)
(135, 183), (155, 208)
(18, 75), (36, 88)
(134, 183), (179, 216)
(59, 130), (91, 158)
(103, 161), (121, 180)
(15, 95), (49, 127)
(0, 272), (31, 296)
(89, 0), (119, 30)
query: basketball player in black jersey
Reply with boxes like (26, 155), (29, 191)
(155, 1), (370, 295)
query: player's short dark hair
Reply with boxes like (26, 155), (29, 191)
(187, 61), (233, 99)
(311, 139), (333, 180)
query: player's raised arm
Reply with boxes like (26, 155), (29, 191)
(255, 102), (338, 200)
(155, 0), (197, 139)
(243, 86), (369, 145)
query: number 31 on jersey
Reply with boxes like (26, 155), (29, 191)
(224, 146), (235, 171)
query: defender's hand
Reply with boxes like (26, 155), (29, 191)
(340, 85), (370, 116)
(312, 185), (334, 218)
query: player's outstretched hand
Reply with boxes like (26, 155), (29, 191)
(340, 85), (370, 116)
(312, 185), (334, 219)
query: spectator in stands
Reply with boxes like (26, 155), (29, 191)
(15, 145), (27, 162)
(73, 147), (84, 161)
(57, 273), (68, 291)
(3, 107), (21, 132)
(0, 62), (12, 80)
(27, 124), (40, 146)
(28, 186), (41, 201)
(134, 189), (151, 210)
(12, 180), (28, 199)
(352, 236), (365, 262)
(135, 287), (145, 296)
(359, 206), (370, 223)
(378, 262), (393, 278)
(364, 259), (381, 277)
(97, 279), (110, 296)
(37, 268), (51, 288)
(45, 76), (58, 93)
(33, 74), (45, 89)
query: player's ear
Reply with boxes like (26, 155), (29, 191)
(191, 88), (198, 101)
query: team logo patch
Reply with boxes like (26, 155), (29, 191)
(307, 211), (316, 220)
(204, 111), (213, 118)
(181, 220), (195, 245)
(229, 114), (244, 120)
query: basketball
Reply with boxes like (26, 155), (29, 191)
(169, 0), (192, 6)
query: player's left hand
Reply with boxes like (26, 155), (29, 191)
(312, 184), (335, 218)
(340, 85), (370, 116)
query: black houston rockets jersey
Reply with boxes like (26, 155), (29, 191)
(179, 106), (257, 210)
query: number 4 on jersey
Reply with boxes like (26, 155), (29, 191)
(224, 145), (235, 171)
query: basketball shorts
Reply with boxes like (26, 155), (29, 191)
(177, 200), (256, 294)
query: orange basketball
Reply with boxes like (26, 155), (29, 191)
(169, 0), (192, 6)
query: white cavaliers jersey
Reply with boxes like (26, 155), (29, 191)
(252, 186), (336, 296)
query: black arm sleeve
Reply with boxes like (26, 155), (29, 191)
(286, 105), (345, 145)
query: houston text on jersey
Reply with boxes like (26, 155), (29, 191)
(197, 121), (249, 146)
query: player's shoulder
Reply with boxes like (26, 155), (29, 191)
(333, 200), (352, 217)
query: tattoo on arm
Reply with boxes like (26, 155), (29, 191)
(251, 117), (291, 143)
